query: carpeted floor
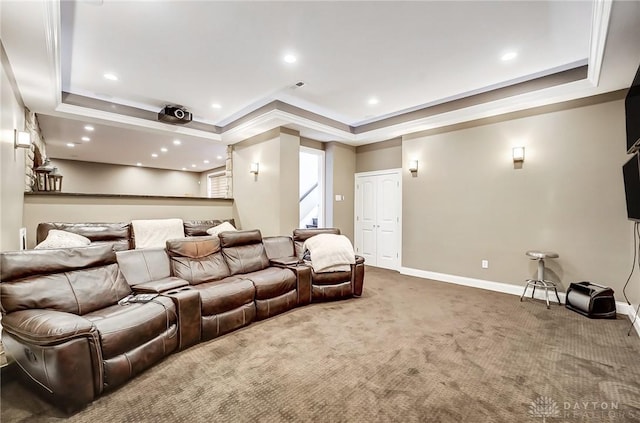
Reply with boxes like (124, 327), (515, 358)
(2, 266), (640, 422)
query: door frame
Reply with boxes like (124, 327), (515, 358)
(354, 168), (402, 270)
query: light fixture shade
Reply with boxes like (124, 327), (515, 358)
(36, 158), (54, 173)
(250, 162), (259, 174)
(512, 147), (525, 162)
(408, 160), (418, 172)
(14, 130), (31, 148)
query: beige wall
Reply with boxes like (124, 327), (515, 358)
(300, 137), (325, 151)
(23, 194), (233, 248)
(232, 128), (300, 236)
(50, 159), (202, 197)
(326, 141), (356, 242)
(402, 99), (638, 301)
(280, 131), (301, 234)
(1, 44), (26, 251)
(355, 138), (402, 173)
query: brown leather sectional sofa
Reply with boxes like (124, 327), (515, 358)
(0, 226), (364, 412)
(36, 219), (236, 251)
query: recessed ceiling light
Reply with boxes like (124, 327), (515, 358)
(216, 155), (223, 160)
(501, 51), (517, 61)
(84, 125), (94, 131)
(191, 164), (197, 168)
(368, 97), (379, 105)
(151, 153), (158, 158)
(173, 139), (181, 145)
(103, 73), (118, 81)
(81, 136), (90, 142)
(211, 103), (222, 109)
(203, 160), (210, 164)
(284, 54), (297, 64)
(181, 167), (187, 171)
(136, 162), (142, 166)
(66, 143), (75, 147)
(161, 147), (168, 153)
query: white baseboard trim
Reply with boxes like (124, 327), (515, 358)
(400, 266), (640, 338)
(624, 303), (640, 337)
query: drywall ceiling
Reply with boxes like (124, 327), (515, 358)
(2, 1), (640, 172)
(36, 114), (228, 171)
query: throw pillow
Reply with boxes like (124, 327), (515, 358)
(34, 229), (91, 250)
(206, 221), (237, 236)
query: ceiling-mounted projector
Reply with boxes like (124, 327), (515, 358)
(158, 105), (192, 124)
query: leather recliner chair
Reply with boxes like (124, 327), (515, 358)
(166, 234), (258, 340)
(219, 230), (309, 318)
(263, 228), (365, 301)
(166, 231), (309, 337)
(0, 245), (178, 412)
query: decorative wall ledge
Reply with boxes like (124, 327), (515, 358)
(24, 192), (233, 201)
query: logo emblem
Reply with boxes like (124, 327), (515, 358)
(529, 396), (560, 422)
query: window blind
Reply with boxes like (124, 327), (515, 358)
(207, 171), (227, 198)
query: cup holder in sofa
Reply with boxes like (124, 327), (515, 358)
(165, 286), (193, 295)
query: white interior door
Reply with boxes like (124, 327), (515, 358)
(355, 176), (377, 264)
(355, 170), (401, 270)
(375, 172), (400, 269)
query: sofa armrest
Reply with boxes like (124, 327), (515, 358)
(270, 256), (302, 267)
(268, 262), (312, 306)
(133, 277), (189, 293)
(352, 257), (365, 297)
(2, 309), (95, 346)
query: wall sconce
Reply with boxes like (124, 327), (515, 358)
(250, 162), (259, 174)
(408, 160), (419, 172)
(14, 130), (31, 149)
(512, 147), (525, 162)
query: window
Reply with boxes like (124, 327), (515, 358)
(207, 171), (227, 198)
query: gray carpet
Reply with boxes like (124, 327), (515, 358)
(2, 266), (640, 422)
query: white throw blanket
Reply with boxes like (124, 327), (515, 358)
(132, 218), (185, 249)
(303, 233), (355, 273)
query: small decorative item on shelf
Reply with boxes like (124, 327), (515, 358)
(34, 158), (55, 191)
(47, 167), (63, 192)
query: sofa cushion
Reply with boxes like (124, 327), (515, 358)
(34, 229), (91, 250)
(1, 263), (131, 315)
(1, 245), (131, 315)
(166, 236), (231, 284)
(262, 236), (295, 260)
(132, 218), (185, 249)
(133, 277), (188, 293)
(116, 248), (171, 285)
(244, 267), (296, 300)
(171, 254), (230, 285)
(220, 230), (269, 275)
(37, 222), (132, 251)
(193, 276), (255, 316)
(183, 219), (236, 236)
(167, 235), (220, 258)
(311, 269), (352, 286)
(1, 244), (116, 281)
(84, 296), (176, 359)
